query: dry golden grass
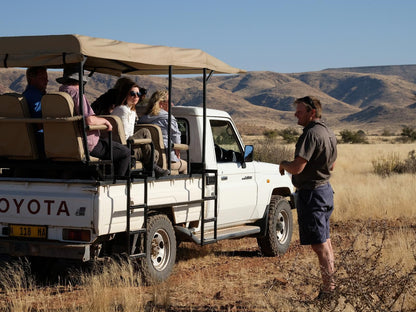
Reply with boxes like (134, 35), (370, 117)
(1, 143), (416, 311)
(332, 143), (416, 221)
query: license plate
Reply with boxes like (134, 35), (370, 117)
(9, 224), (47, 239)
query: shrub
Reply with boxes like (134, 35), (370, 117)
(340, 129), (368, 144)
(381, 128), (395, 136)
(400, 126), (416, 142)
(263, 127), (299, 143)
(403, 150), (416, 173)
(254, 139), (294, 164)
(263, 129), (279, 139)
(372, 150), (416, 176)
(278, 127), (299, 144)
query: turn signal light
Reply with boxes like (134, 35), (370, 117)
(62, 229), (91, 242)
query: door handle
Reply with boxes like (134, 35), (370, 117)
(221, 176), (228, 181)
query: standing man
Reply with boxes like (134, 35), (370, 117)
(279, 96), (337, 300)
(23, 66), (48, 156)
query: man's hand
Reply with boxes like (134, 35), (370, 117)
(279, 157), (308, 176)
(86, 115), (113, 132)
(279, 160), (288, 176)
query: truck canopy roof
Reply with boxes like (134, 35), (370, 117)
(0, 34), (245, 76)
(172, 106), (231, 119)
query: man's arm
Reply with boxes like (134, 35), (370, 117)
(85, 115), (113, 132)
(279, 156), (307, 176)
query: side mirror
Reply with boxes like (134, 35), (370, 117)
(243, 145), (254, 163)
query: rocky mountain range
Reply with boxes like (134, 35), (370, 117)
(1, 64), (415, 135)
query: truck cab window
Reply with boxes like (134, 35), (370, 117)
(177, 118), (189, 144)
(210, 120), (242, 162)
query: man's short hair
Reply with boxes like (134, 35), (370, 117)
(294, 96), (322, 118)
(26, 66), (47, 84)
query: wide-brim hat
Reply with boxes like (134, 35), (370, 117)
(56, 64), (88, 84)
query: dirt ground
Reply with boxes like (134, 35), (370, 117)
(1, 219), (416, 311)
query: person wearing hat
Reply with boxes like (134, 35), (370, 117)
(57, 65), (131, 177)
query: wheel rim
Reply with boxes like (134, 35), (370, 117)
(276, 209), (290, 243)
(151, 229), (171, 272)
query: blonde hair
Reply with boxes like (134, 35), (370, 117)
(145, 90), (168, 116)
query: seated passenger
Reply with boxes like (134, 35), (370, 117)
(112, 82), (140, 139)
(138, 90), (187, 174)
(91, 77), (133, 115)
(112, 82), (168, 177)
(56, 65), (131, 177)
(23, 66), (48, 157)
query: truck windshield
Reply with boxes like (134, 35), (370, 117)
(210, 120), (243, 163)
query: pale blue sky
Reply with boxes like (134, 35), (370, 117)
(1, 0), (414, 73)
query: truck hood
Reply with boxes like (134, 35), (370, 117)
(252, 161), (294, 193)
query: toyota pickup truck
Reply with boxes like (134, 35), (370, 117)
(0, 34), (295, 283)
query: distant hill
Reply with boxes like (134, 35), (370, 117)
(322, 64), (416, 84)
(1, 64), (415, 134)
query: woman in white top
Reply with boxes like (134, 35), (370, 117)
(112, 83), (140, 139)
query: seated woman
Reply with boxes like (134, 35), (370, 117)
(138, 90), (187, 174)
(91, 77), (133, 115)
(112, 83), (168, 177)
(112, 82), (140, 139)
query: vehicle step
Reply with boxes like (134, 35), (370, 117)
(129, 229), (146, 235)
(130, 204), (147, 210)
(203, 217), (217, 223)
(198, 225), (260, 241)
(129, 253), (146, 259)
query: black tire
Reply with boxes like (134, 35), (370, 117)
(140, 214), (176, 284)
(257, 195), (293, 256)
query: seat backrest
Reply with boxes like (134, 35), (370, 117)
(135, 104), (147, 118)
(100, 115), (127, 145)
(135, 124), (167, 170)
(41, 92), (86, 161)
(0, 93), (39, 159)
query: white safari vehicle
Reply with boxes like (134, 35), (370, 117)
(0, 35), (295, 283)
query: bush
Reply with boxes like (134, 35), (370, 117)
(254, 139), (294, 164)
(263, 127), (299, 143)
(263, 129), (279, 139)
(381, 128), (395, 136)
(399, 126), (416, 142)
(278, 127), (300, 144)
(372, 150), (416, 176)
(403, 150), (416, 173)
(340, 129), (368, 144)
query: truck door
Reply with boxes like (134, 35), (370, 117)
(209, 119), (258, 225)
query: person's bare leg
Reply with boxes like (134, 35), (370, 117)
(311, 239), (335, 292)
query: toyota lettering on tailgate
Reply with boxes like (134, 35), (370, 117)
(0, 198), (70, 216)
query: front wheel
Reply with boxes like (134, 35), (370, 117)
(257, 195), (293, 256)
(140, 214), (176, 284)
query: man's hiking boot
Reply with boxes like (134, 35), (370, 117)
(154, 165), (169, 178)
(314, 289), (336, 302)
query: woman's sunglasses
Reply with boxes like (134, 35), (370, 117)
(129, 91), (141, 97)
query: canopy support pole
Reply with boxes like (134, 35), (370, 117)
(3, 54), (8, 68)
(77, 57), (90, 162)
(202, 68), (207, 167)
(167, 66), (172, 172)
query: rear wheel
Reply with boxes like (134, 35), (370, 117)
(140, 214), (176, 284)
(257, 195), (293, 256)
